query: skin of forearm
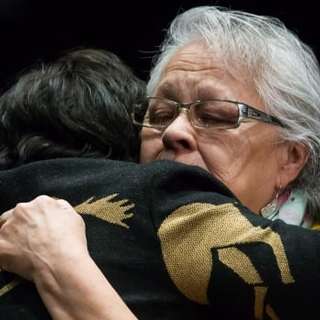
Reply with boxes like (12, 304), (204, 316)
(34, 253), (138, 320)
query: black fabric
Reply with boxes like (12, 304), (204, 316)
(0, 158), (319, 319)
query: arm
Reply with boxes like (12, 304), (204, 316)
(0, 196), (137, 320)
(35, 254), (137, 320)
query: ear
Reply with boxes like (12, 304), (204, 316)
(279, 142), (309, 188)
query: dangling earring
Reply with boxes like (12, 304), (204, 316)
(260, 186), (282, 220)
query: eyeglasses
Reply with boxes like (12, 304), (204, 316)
(132, 96), (284, 131)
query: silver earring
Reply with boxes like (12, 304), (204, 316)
(260, 188), (281, 220)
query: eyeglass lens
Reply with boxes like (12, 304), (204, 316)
(145, 98), (239, 129)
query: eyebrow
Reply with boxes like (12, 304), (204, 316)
(196, 86), (228, 100)
(155, 82), (179, 100)
(196, 76), (238, 99)
(156, 79), (231, 102)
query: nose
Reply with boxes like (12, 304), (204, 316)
(162, 113), (197, 152)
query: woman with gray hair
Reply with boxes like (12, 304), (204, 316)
(1, 6), (320, 320)
(140, 5), (320, 226)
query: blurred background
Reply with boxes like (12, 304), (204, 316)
(0, 0), (318, 87)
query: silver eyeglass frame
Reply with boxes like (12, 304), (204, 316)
(132, 96), (285, 130)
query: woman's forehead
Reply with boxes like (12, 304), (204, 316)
(164, 42), (224, 73)
(155, 43), (261, 106)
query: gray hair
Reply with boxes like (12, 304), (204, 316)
(148, 6), (320, 217)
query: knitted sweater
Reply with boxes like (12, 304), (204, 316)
(0, 158), (319, 319)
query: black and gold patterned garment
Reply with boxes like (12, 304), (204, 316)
(0, 158), (319, 320)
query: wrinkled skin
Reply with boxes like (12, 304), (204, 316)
(141, 42), (308, 213)
(0, 196), (88, 280)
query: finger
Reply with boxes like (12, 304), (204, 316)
(0, 238), (13, 267)
(34, 195), (71, 208)
(0, 209), (13, 228)
(39, 196), (74, 210)
(0, 201), (31, 228)
(55, 198), (73, 209)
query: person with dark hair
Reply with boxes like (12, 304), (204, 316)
(2, 6), (320, 320)
(0, 48), (146, 319)
(0, 48), (145, 167)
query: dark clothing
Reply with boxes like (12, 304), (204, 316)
(0, 158), (319, 319)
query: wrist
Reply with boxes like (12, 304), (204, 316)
(33, 251), (92, 290)
(33, 253), (95, 320)
(34, 253), (137, 320)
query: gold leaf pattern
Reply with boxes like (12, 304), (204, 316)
(0, 279), (20, 297)
(75, 194), (134, 229)
(218, 247), (263, 284)
(254, 286), (268, 320)
(158, 202), (294, 306)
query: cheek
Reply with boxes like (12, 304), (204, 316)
(140, 128), (163, 163)
(198, 133), (249, 180)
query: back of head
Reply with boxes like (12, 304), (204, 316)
(148, 6), (320, 216)
(0, 48), (146, 169)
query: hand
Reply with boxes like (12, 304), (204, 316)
(0, 195), (89, 281)
(0, 196), (138, 320)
